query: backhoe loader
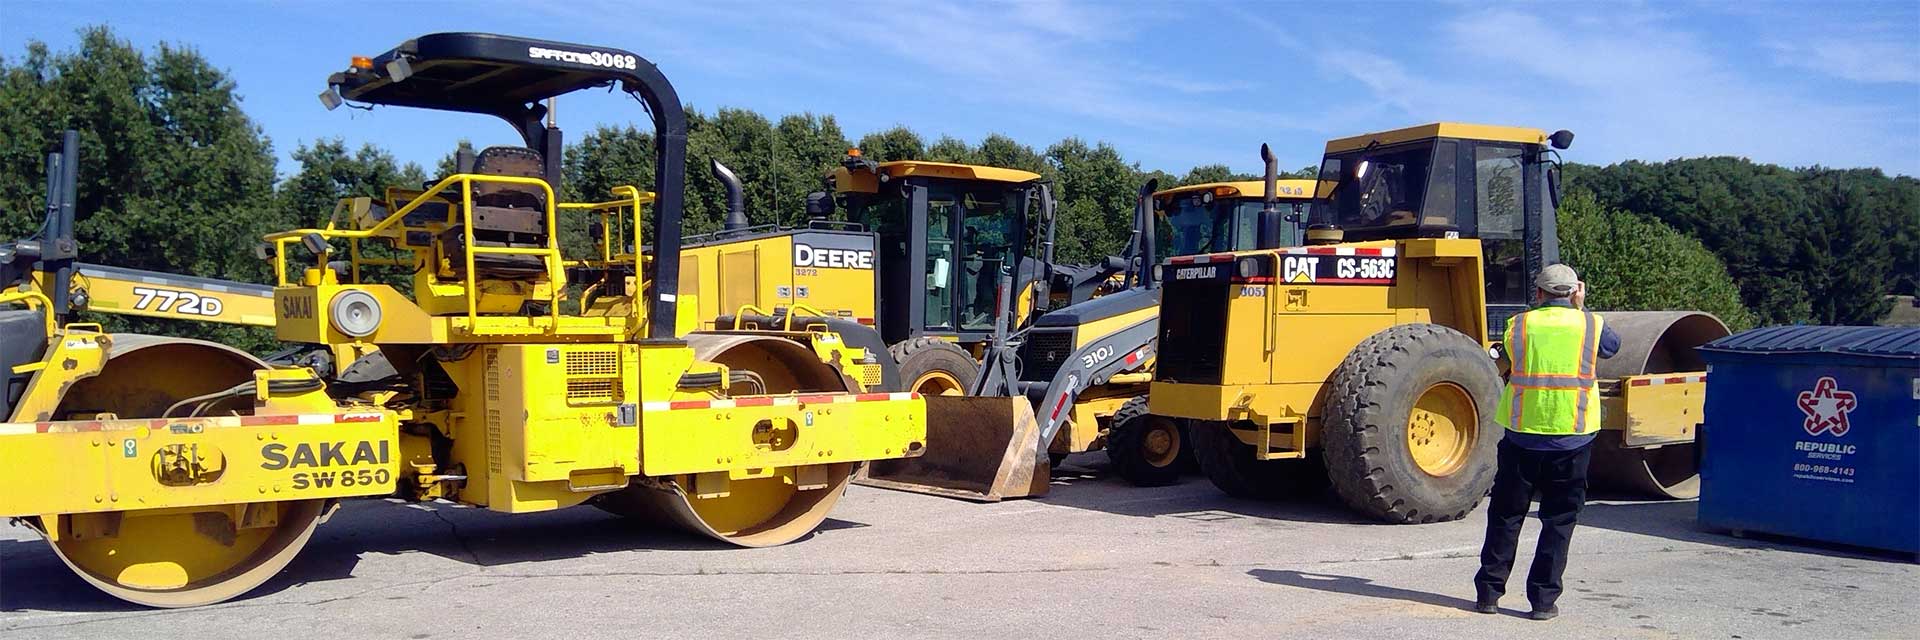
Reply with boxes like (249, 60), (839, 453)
(1150, 124), (1725, 524)
(0, 32), (925, 607)
(862, 175), (1329, 497)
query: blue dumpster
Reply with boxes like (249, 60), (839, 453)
(1697, 325), (1920, 555)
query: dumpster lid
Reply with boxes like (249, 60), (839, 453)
(1700, 325), (1920, 359)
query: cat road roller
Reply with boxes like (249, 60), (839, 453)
(0, 32), (926, 607)
(1150, 124), (1726, 524)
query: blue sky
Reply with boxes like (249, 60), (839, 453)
(6, 0), (1918, 177)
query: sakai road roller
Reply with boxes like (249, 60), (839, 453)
(1150, 124), (1726, 523)
(0, 32), (926, 607)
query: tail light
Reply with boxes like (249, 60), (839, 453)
(1230, 255), (1274, 284)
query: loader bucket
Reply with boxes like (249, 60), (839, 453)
(858, 395), (1049, 501)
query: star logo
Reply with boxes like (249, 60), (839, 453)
(1796, 376), (1858, 437)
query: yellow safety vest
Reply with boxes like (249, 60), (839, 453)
(1495, 306), (1604, 435)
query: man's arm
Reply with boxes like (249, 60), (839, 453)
(1598, 324), (1621, 359)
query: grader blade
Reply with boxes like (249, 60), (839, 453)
(858, 396), (1048, 501)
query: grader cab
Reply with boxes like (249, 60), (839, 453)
(0, 32), (927, 608)
(1150, 124), (1726, 524)
(682, 154), (1089, 397)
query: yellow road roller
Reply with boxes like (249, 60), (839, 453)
(0, 32), (926, 607)
(1149, 124), (1725, 524)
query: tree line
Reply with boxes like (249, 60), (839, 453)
(4, 28), (1914, 351)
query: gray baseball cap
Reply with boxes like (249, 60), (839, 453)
(1536, 263), (1580, 297)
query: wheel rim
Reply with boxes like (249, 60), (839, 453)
(1406, 382), (1476, 477)
(1141, 418), (1181, 467)
(911, 370), (966, 396)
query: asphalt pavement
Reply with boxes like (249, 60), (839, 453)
(3, 455), (1914, 639)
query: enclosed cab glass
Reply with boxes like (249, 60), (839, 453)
(1152, 180), (1319, 261)
(834, 161), (1045, 343)
(1313, 124), (1559, 332)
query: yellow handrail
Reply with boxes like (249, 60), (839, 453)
(730, 302), (833, 332)
(0, 288), (57, 335)
(263, 180), (657, 336)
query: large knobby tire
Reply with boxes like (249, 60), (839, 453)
(1189, 421), (1327, 499)
(889, 337), (978, 396)
(1105, 397), (1186, 486)
(1322, 323), (1503, 524)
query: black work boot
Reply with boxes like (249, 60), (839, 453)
(1529, 605), (1559, 621)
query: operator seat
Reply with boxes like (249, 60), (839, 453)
(439, 146), (551, 280)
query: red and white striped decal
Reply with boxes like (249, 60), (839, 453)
(0, 411), (388, 436)
(1166, 253), (1235, 265)
(1628, 374), (1707, 387)
(642, 391), (920, 413)
(1123, 349), (1145, 365)
(1276, 246), (1397, 257)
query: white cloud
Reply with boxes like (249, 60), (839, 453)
(1770, 39), (1920, 84)
(1309, 5), (1919, 174)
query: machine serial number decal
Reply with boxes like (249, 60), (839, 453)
(1081, 345), (1115, 369)
(132, 286), (224, 316)
(527, 46), (638, 70)
(292, 468), (393, 490)
(1280, 256), (1396, 285)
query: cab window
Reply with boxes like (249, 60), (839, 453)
(1476, 144), (1528, 306)
(1326, 145), (1431, 230)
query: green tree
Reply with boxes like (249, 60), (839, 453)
(770, 113), (851, 227)
(1045, 138), (1140, 264)
(1557, 191), (1755, 330)
(280, 138), (426, 226)
(925, 135), (977, 164)
(855, 126), (925, 162)
(1799, 168), (1897, 324)
(1176, 164), (1254, 186)
(0, 28), (281, 350)
(1570, 157), (1918, 325)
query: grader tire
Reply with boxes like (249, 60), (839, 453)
(1322, 324), (1503, 524)
(1104, 397), (1184, 487)
(890, 337), (977, 396)
(1190, 421), (1292, 499)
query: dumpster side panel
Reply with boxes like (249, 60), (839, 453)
(1699, 357), (1919, 554)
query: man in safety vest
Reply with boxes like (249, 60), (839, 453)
(1472, 263), (1620, 621)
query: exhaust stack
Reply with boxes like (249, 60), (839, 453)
(711, 159), (748, 232)
(1257, 143), (1283, 250)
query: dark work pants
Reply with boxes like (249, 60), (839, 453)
(1474, 438), (1593, 610)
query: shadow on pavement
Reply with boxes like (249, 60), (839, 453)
(1, 499), (868, 613)
(0, 536), (149, 613)
(1249, 568), (1479, 612)
(1580, 500), (1909, 563)
(1033, 454), (1374, 526)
